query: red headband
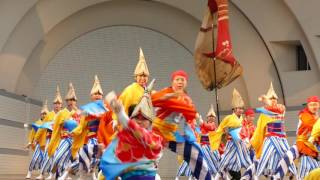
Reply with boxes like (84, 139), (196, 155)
(307, 96), (320, 103)
(171, 70), (188, 81)
(245, 108), (255, 116)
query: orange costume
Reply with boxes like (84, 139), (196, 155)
(151, 86), (197, 142)
(152, 87), (196, 123)
(296, 108), (319, 157)
(151, 70), (212, 179)
(97, 103), (114, 147)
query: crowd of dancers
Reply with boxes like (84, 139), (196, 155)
(25, 48), (320, 180)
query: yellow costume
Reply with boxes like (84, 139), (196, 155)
(209, 113), (242, 150)
(209, 88), (244, 150)
(33, 111), (56, 150)
(28, 120), (43, 149)
(28, 100), (49, 149)
(119, 47), (150, 114)
(47, 109), (74, 157)
(304, 168), (320, 180)
(119, 82), (145, 114)
(71, 75), (103, 158)
(209, 89), (252, 175)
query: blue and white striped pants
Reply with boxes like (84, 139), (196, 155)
(28, 144), (43, 171)
(274, 144), (320, 179)
(176, 161), (193, 177)
(176, 145), (220, 177)
(202, 145), (220, 175)
(299, 155), (320, 179)
(40, 139), (53, 174)
(168, 141), (213, 180)
(219, 140), (252, 173)
(256, 136), (297, 176)
(240, 149), (259, 180)
(52, 138), (72, 176)
(71, 137), (98, 173)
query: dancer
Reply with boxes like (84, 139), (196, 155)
(176, 105), (221, 179)
(36, 86), (63, 180)
(25, 100), (49, 179)
(100, 80), (164, 180)
(209, 89), (252, 179)
(152, 70), (213, 180)
(71, 75), (109, 180)
(274, 96), (320, 179)
(47, 83), (79, 179)
(251, 82), (297, 177)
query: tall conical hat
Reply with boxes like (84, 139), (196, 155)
(134, 47), (150, 76)
(265, 82), (278, 99)
(232, 88), (244, 108)
(41, 99), (49, 114)
(130, 79), (155, 121)
(65, 82), (77, 100)
(53, 85), (63, 104)
(90, 75), (103, 95)
(206, 104), (216, 117)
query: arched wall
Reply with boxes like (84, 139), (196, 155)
(15, 0), (287, 112)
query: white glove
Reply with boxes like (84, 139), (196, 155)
(105, 91), (122, 113)
(199, 115), (204, 124)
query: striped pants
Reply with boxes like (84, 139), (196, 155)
(52, 138), (72, 177)
(202, 145), (220, 175)
(299, 155), (320, 179)
(28, 144), (44, 171)
(71, 137), (98, 173)
(219, 140), (252, 173)
(40, 139), (53, 174)
(176, 161), (193, 177)
(176, 145), (220, 177)
(256, 136), (297, 177)
(168, 141), (213, 180)
(240, 150), (259, 180)
(274, 144), (320, 179)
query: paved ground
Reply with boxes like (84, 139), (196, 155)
(0, 174), (98, 180)
(0, 174), (296, 180)
(0, 174), (184, 180)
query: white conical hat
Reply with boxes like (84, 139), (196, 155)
(90, 75), (103, 95)
(232, 88), (244, 108)
(265, 82), (278, 99)
(130, 79), (155, 121)
(53, 85), (63, 104)
(41, 99), (49, 114)
(134, 47), (150, 76)
(206, 104), (216, 117)
(65, 82), (77, 100)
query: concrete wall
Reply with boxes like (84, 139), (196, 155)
(0, 0), (316, 107)
(0, 90), (41, 175)
(15, 0), (287, 111)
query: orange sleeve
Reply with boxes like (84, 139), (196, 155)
(300, 113), (317, 124)
(296, 141), (318, 158)
(97, 110), (116, 147)
(152, 87), (197, 122)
